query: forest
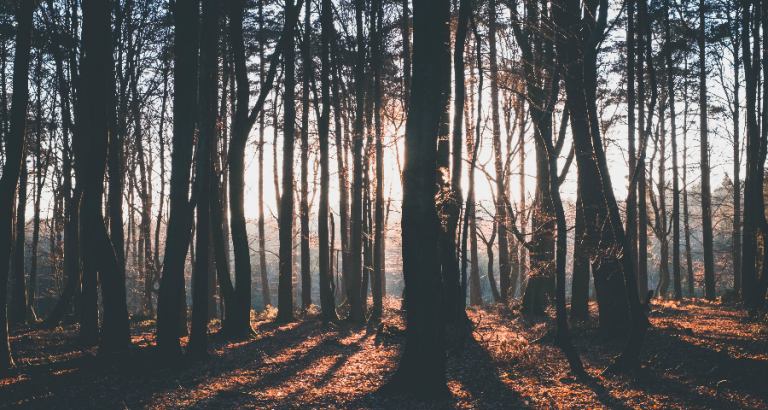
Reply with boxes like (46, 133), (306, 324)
(0, 0), (767, 407)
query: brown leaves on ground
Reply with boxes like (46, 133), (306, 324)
(1, 297), (766, 409)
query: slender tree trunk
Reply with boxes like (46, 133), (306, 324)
(29, 53), (45, 323)
(258, 0), (271, 310)
(402, 0), (411, 114)
(370, 0), (385, 322)
(627, 0), (637, 280)
(731, 23), (741, 298)
(300, 3), (312, 311)
(319, 0), (339, 322)
(699, 0), (716, 300)
(345, 0), (367, 323)
(666, 1), (682, 301)
(637, 0), (648, 300)
(454, 0), (470, 314)
(489, 0), (510, 304)
(277, 0), (299, 322)
(332, 41), (351, 309)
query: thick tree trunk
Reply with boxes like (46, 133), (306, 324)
(570, 189), (590, 322)
(0, 0), (33, 367)
(188, 0), (217, 353)
(377, 0), (450, 397)
(77, 0), (131, 354)
(11, 149), (28, 326)
(156, 0), (199, 363)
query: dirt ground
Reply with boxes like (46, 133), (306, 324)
(1, 297), (767, 409)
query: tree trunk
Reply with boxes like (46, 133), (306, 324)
(156, 0), (199, 363)
(77, 0), (131, 354)
(300, 3), (312, 311)
(626, 0), (638, 282)
(570, 189), (590, 322)
(699, 0), (716, 301)
(666, 2), (682, 301)
(0, 0), (33, 367)
(370, 0), (385, 323)
(731, 15), (741, 298)
(489, 0), (510, 305)
(276, 0), (299, 322)
(345, 0), (367, 324)
(401, 0), (411, 114)
(637, 0), (648, 300)
(258, 0), (272, 310)
(29, 52), (45, 324)
(188, 0), (218, 354)
(332, 40), (350, 310)
(318, 0), (340, 322)
(377, 0), (450, 396)
(11, 147), (28, 326)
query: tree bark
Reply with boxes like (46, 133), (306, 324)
(699, 0), (716, 301)
(319, 0), (340, 322)
(156, 0), (199, 363)
(345, 0), (367, 324)
(77, 0), (131, 354)
(377, 0), (450, 397)
(276, 0), (300, 322)
(370, 0), (385, 323)
(0, 0), (33, 367)
(11, 146), (28, 326)
(666, 1), (682, 301)
(300, 3), (312, 311)
(489, 0), (510, 305)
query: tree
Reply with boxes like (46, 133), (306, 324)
(76, 0), (131, 353)
(276, 0), (299, 322)
(156, 0), (199, 363)
(300, 2), (312, 311)
(258, 0), (271, 309)
(377, 0), (451, 397)
(318, 0), (339, 322)
(665, 1), (682, 301)
(489, 0), (511, 305)
(370, 0), (385, 323)
(344, 0), (367, 324)
(0, 0), (34, 369)
(699, 0), (716, 301)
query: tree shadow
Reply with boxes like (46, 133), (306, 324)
(593, 326), (768, 409)
(0, 318), (333, 409)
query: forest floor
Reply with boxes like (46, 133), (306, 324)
(1, 297), (767, 409)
